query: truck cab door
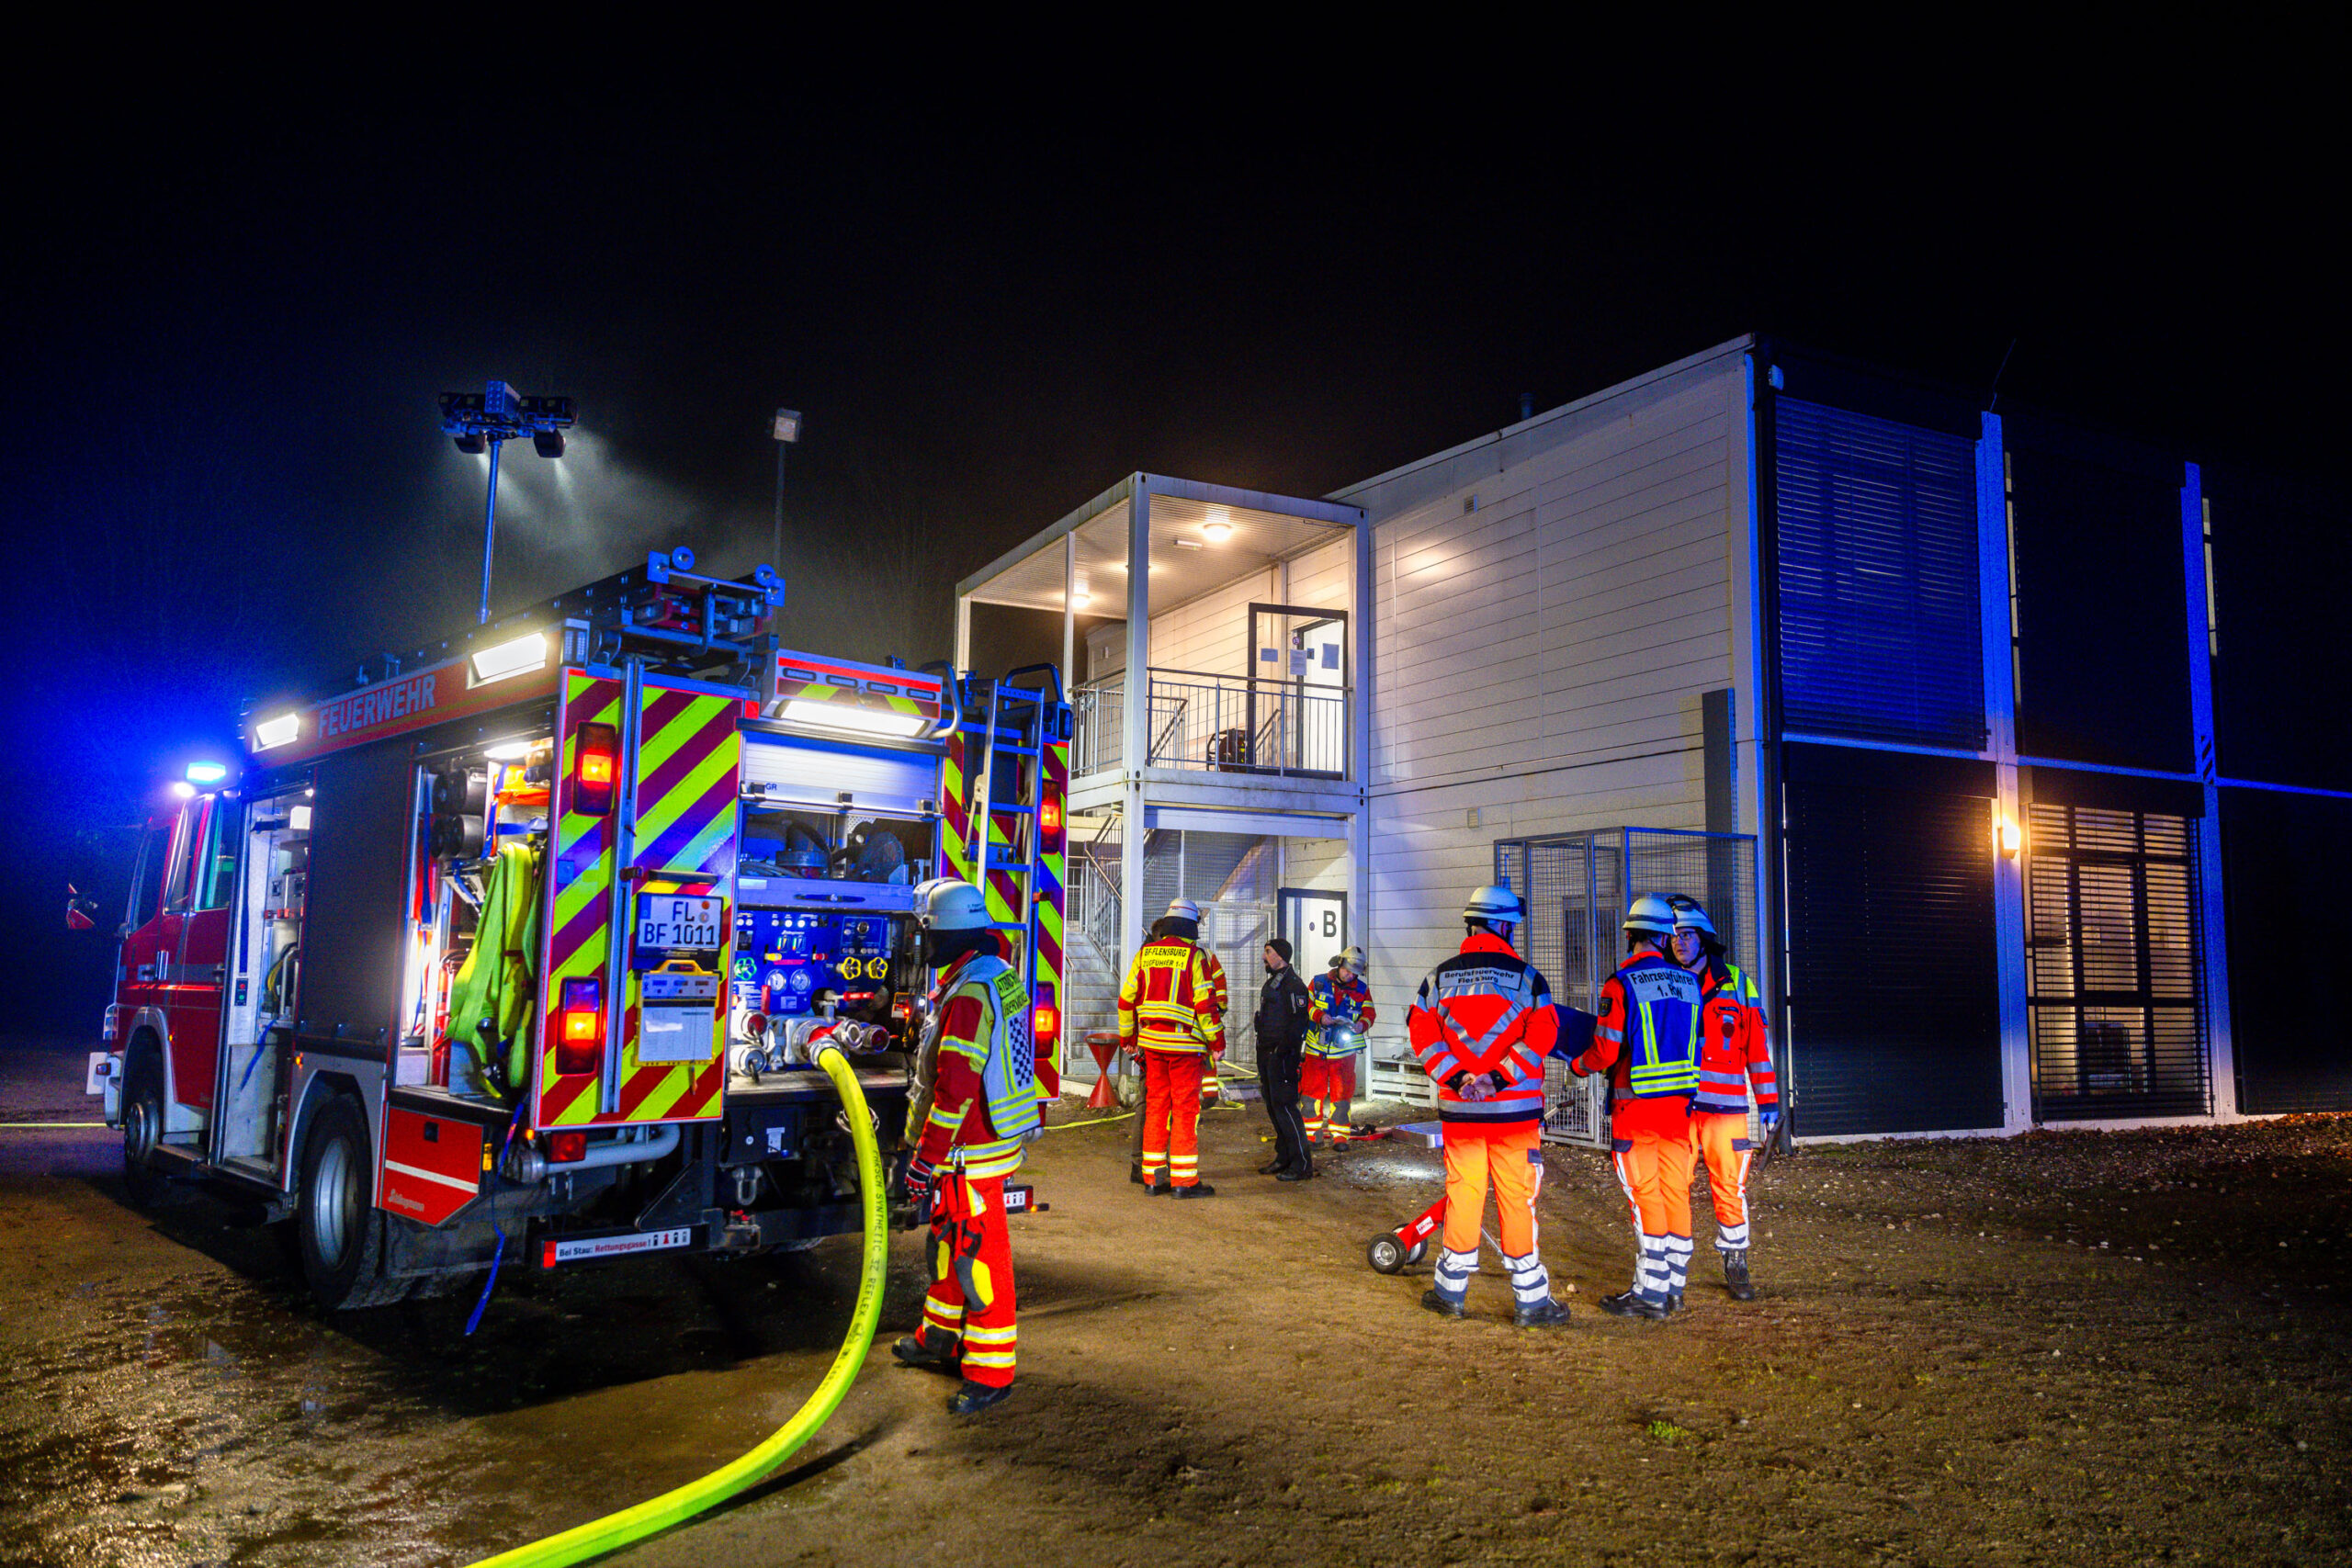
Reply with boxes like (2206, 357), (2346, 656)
(171, 793), (240, 1115)
(119, 814), (175, 1059)
(153, 795), (229, 1115)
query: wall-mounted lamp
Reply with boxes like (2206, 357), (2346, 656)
(1996, 817), (2022, 858)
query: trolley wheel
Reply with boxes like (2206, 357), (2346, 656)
(1402, 1239), (1430, 1267)
(1366, 1233), (1408, 1275)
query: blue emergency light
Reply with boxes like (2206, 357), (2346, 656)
(186, 761), (229, 785)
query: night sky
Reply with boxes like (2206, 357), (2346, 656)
(5, 45), (2335, 1032)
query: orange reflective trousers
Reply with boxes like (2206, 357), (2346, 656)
(1140, 1050), (1204, 1189)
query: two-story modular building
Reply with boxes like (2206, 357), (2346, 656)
(955, 336), (2352, 1141)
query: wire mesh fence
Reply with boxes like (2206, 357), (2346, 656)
(1494, 828), (1761, 1146)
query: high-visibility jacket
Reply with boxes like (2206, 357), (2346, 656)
(1573, 952), (1702, 1099)
(1305, 972), (1376, 1059)
(1117, 937), (1227, 1055)
(1199, 945), (1230, 1025)
(1695, 960), (1778, 1115)
(1407, 931), (1558, 1129)
(912, 943), (1036, 1179)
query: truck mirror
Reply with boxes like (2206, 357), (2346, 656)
(65, 885), (100, 932)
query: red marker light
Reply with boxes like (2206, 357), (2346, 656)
(556, 976), (603, 1075)
(548, 1131), (587, 1164)
(574, 723), (619, 815)
(1039, 797), (1062, 834)
(1033, 1003), (1058, 1042)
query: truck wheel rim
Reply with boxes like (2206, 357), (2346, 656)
(311, 1135), (355, 1267)
(124, 1096), (154, 1167)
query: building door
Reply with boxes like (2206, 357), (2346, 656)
(1280, 887), (1345, 966)
(1249, 604), (1348, 777)
(2025, 799), (2210, 1122)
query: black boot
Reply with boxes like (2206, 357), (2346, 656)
(1599, 1290), (1668, 1321)
(1420, 1288), (1466, 1319)
(1173, 1182), (1216, 1199)
(1514, 1296), (1572, 1328)
(891, 1335), (960, 1374)
(948, 1380), (1013, 1416)
(1258, 1159), (1286, 1175)
(1277, 1162), (1312, 1182)
(1145, 1177), (1172, 1196)
(1723, 1250), (1757, 1301)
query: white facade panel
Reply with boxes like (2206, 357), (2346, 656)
(1338, 344), (1752, 1050)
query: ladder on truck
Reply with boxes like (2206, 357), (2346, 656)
(956, 665), (1068, 1072)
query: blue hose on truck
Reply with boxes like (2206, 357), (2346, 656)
(466, 1040), (890, 1568)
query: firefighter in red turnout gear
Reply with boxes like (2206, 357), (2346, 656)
(1570, 894), (1705, 1319)
(1305, 948), (1374, 1143)
(1672, 897), (1778, 1301)
(1407, 886), (1570, 1326)
(893, 879), (1041, 1416)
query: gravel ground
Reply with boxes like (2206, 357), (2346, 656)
(1, 1045), (2346, 1566)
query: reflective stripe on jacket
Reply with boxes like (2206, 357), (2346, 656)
(1407, 932), (1558, 1127)
(1116, 937), (1227, 1055)
(1696, 962), (1777, 1114)
(1306, 972), (1376, 1059)
(1574, 952), (1702, 1099)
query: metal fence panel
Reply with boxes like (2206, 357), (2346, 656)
(1495, 828), (1760, 1146)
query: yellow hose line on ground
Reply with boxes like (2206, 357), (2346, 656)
(0, 1122), (109, 1130)
(469, 1043), (889, 1568)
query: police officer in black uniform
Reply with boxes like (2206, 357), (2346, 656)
(1254, 937), (1314, 1180)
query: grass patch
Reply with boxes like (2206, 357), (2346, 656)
(1645, 1420), (1693, 1445)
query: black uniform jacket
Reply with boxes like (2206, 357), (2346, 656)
(1256, 966), (1313, 1055)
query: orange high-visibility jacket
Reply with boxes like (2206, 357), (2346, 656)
(1696, 961), (1778, 1115)
(1407, 931), (1558, 1129)
(1117, 937), (1228, 1055)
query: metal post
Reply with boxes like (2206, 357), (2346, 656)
(478, 435), (504, 625)
(1979, 412), (2033, 1134)
(2180, 462), (2236, 1119)
(772, 441), (786, 577)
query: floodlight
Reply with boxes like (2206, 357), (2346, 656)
(470, 632), (549, 685)
(773, 409), (802, 443)
(170, 781), (197, 800)
(782, 699), (927, 739)
(254, 712), (300, 750)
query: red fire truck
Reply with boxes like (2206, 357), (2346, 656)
(94, 548), (1069, 1309)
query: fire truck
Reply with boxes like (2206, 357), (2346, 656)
(96, 548), (1069, 1310)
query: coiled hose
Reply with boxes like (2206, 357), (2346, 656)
(468, 1041), (889, 1567)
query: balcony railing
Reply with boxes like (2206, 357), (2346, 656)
(1073, 667), (1349, 779)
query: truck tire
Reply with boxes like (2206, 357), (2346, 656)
(120, 1054), (171, 1208)
(295, 1095), (409, 1310)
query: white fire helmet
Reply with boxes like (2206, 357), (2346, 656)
(1463, 885), (1525, 925)
(916, 878), (992, 932)
(1670, 897), (1717, 938)
(1623, 893), (1679, 936)
(1164, 897), (1202, 923)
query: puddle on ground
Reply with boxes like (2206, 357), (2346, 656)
(0, 1176), (922, 1567)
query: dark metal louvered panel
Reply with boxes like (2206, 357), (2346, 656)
(2025, 802), (2210, 1121)
(1775, 398), (1988, 750)
(1784, 761), (2003, 1135)
(2222, 787), (2352, 1112)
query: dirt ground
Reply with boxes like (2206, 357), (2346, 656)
(3, 1041), (2349, 1567)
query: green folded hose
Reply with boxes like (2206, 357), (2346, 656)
(468, 1043), (889, 1567)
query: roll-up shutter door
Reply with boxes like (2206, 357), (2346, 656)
(1775, 398), (1987, 750)
(1783, 746), (2003, 1136)
(740, 734), (938, 818)
(2223, 788), (2352, 1112)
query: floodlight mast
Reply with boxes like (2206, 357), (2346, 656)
(438, 380), (577, 623)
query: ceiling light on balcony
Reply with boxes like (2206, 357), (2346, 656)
(1174, 538), (1204, 551)
(1202, 521), (1233, 542)
(1072, 592), (1092, 607)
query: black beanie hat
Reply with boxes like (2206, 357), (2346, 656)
(1267, 936), (1294, 961)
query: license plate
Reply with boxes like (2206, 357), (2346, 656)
(541, 1226), (695, 1267)
(638, 895), (722, 952)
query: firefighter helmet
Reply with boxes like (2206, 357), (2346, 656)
(1623, 894), (1679, 936)
(1669, 897), (1717, 937)
(1165, 897), (1202, 923)
(1332, 945), (1367, 973)
(1463, 885), (1525, 925)
(916, 878), (992, 931)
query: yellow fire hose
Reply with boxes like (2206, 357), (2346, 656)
(469, 1041), (888, 1568)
